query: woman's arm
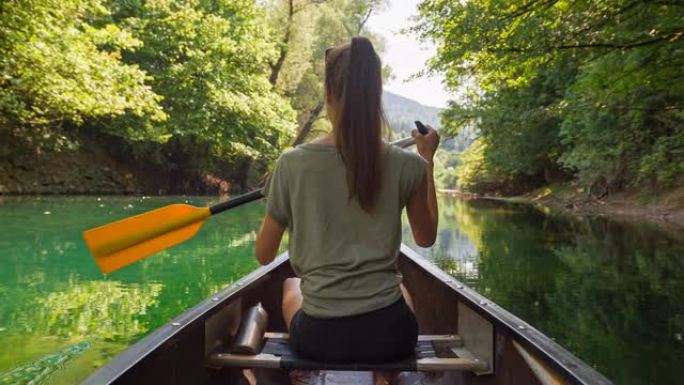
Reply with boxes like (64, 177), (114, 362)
(406, 126), (439, 247)
(255, 154), (289, 265)
(255, 214), (286, 265)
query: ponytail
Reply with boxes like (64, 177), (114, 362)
(326, 36), (385, 213)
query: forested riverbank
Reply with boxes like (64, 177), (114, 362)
(447, 185), (684, 230)
(417, 1), (684, 207)
(2, 0), (682, 217)
(0, 129), (253, 195)
(522, 185), (684, 228)
(0, 0), (391, 195)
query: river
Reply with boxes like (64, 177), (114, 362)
(0, 196), (682, 384)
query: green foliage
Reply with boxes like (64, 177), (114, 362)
(109, 0), (296, 160)
(448, 58), (575, 185)
(416, 0), (684, 194)
(639, 130), (684, 186)
(559, 46), (684, 191)
(455, 138), (505, 192)
(456, 139), (485, 190)
(0, 0), (164, 147)
(1, 0), (400, 190)
(1, 0), (305, 184)
(263, 0), (388, 142)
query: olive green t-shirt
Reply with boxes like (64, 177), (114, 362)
(263, 141), (427, 318)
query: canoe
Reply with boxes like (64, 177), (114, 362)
(82, 244), (614, 385)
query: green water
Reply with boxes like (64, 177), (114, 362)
(0, 196), (682, 384)
(404, 198), (684, 385)
(0, 196), (263, 384)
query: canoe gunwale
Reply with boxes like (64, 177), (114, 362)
(81, 253), (291, 385)
(399, 244), (613, 385)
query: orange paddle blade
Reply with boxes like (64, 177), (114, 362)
(83, 204), (211, 274)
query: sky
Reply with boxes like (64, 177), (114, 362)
(367, 0), (453, 108)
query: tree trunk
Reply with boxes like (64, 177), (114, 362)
(269, 0), (294, 86)
(293, 101), (325, 145)
(269, 31), (290, 86)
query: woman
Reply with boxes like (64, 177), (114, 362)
(254, 36), (439, 368)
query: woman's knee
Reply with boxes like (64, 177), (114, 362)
(282, 278), (302, 306)
(283, 277), (301, 297)
(400, 283), (415, 312)
(282, 278), (302, 330)
(284, 277), (301, 288)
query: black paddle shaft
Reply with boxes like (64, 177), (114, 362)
(208, 127), (430, 216)
(209, 189), (264, 215)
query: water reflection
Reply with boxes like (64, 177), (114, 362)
(0, 196), (264, 384)
(37, 281), (163, 341)
(1, 196), (682, 385)
(403, 197), (684, 385)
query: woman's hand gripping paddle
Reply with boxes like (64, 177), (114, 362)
(83, 127), (429, 274)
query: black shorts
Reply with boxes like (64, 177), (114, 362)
(289, 297), (418, 363)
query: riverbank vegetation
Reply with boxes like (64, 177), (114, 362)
(0, 0), (386, 194)
(415, 0), (684, 199)
(2, 0), (682, 206)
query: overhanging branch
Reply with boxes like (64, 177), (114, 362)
(496, 28), (684, 53)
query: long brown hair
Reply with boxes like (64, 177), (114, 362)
(325, 36), (385, 213)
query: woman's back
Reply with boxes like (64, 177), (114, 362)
(264, 141), (426, 318)
(254, 36), (438, 369)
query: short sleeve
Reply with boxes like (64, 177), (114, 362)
(400, 152), (428, 207)
(262, 155), (291, 227)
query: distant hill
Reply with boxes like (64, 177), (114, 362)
(383, 91), (475, 152)
(383, 91), (442, 135)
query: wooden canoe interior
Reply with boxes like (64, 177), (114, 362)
(83, 247), (612, 385)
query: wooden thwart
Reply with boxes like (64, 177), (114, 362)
(209, 353), (282, 369)
(264, 332), (464, 345)
(208, 353), (487, 371)
(207, 334), (488, 372)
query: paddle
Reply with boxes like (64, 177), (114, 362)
(83, 126), (429, 274)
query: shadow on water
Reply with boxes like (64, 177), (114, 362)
(404, 197), (684, 385)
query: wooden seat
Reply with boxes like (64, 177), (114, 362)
(207, 333), (489, 372)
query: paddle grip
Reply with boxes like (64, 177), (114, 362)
(414, 121), (429, 135)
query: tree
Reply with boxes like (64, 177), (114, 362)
(108, 0), (297, 162)
(414, 0), (684, 194)
(0, 0), (164, 148)
(263, 0), (388, 145)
